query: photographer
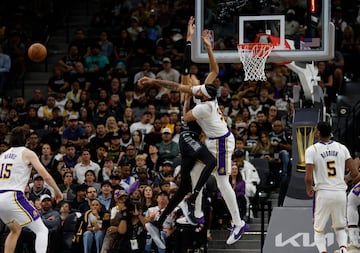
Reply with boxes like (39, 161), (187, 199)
(112, 190), (147, 253)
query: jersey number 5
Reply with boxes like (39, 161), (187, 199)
(327, 161), (336, 178)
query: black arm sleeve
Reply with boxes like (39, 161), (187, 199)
(181, 41), (192, 75)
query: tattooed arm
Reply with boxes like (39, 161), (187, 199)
(137, 77), (193, 94)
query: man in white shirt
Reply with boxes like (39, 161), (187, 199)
(73, 148), (101, 184)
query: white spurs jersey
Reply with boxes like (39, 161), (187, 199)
(191, 88), (228, 138)
(305, 141), (351, 191)
(0, 147), (32, 192)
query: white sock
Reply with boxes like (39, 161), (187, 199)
(25, 218), (49, 253)
(314, 231), (327, 253)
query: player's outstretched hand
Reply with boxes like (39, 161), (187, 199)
(202, 30), (211, 48)
(138, 77), (154, 88)
(187, 16), (195, 41)
(54, 192), (64, 203)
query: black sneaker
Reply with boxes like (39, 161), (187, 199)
(186, 199), (196, 223)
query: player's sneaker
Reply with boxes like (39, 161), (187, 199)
(334, 246), (348, 253)
(176, 216), (197, 226)
(226, 223), (250, 245)
(145, 222), (166, 249)
(178, 200), (197, 225)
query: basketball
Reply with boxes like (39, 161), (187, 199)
(28, 43), (47, 63)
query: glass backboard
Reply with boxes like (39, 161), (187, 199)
(192, 0), (334, 63)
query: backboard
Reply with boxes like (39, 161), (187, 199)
(193, 0), (334, 63)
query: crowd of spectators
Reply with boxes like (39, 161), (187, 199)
(0, 0), (359, 252)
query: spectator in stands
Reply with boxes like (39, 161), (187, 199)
(78, 185), (99, 213)
(269, 120), (292, 177)
(58, 44), (83, 74)
(317, 61), (334, 113)
(74, 149), (101, 185)
(93, 100), (111, 126)
(117, 191), (147, 253)
(61, 114), (85, 147)
(0, 44), (11, 96)
(69, 61), (92, 92)
(63, 99), (79, 119)
(98, 180), (113, 211)
(88, 123), (109, 155)
(69, 28), (91, 58)
(122, 107), (136, 126)
(105, 115), (119, 135)
(156, 57), (180, 83)
(85, 43), (110, 82)
(24, 106), (44, 131)
(48, 64), (70, 94)
(113, 29), (133, 63)
(58, 171), (77, 202)
(71, 183), (88, 210)
(129, 111), (154, 135)
(101, 189), (128, 253)
(156, 127), (179, 164)
(82, 199), (109, 253)
(251, 131), (275, 160)
(126, 16), (144, 42)
(5, 107), (23, 130)
(98, 31), (114, 60)
(41, 120), (62, 152)
(133, 61), (156, 86)
(248, 95), (263, 120)
(107, 131), (123, 163)
(66, 81), (82, 104)
(29, 173), (53, 202)
(119, 162), (136, 193)
(255, 111), (272, 134)
(244, 121), (259, 150)
(223, 63), (245, 94)
(118, 144), (137, 169)
(259, 85), (275, 114)
(27, 131), (42, 155)
(229, 163), (247, 219)
(128, 167), (152, 194)
(100, 156), (116, 182)
(233, 150), (260, 219)
(26, 88), (46, 110)
(224, 94), (242, 120)
(37, 94), (59, 121)
(39, 194), (62, 253)
(217, 87), (232, 108)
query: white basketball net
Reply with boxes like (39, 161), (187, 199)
(237, 43), (273, 81)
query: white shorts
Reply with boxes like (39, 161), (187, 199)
(313, 190), (347, 232)
(0, 190), (40, 226)
(205, 131), (235, 176)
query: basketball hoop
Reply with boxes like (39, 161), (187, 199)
(237, 43), (273, 81)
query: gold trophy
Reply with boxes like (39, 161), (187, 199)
(296, 126), (315, 172)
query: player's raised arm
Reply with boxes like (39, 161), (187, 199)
(24, 149), (63, 203)
(203, 30), (219, 84)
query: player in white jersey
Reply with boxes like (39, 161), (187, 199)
(0, 126), (63, 253)
(138, 29), (248, 245)
(305, 122), (358, 253)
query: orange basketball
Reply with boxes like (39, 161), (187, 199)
(28, 43), (47, 63)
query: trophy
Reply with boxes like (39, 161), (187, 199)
(296, 126), (315, 172)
